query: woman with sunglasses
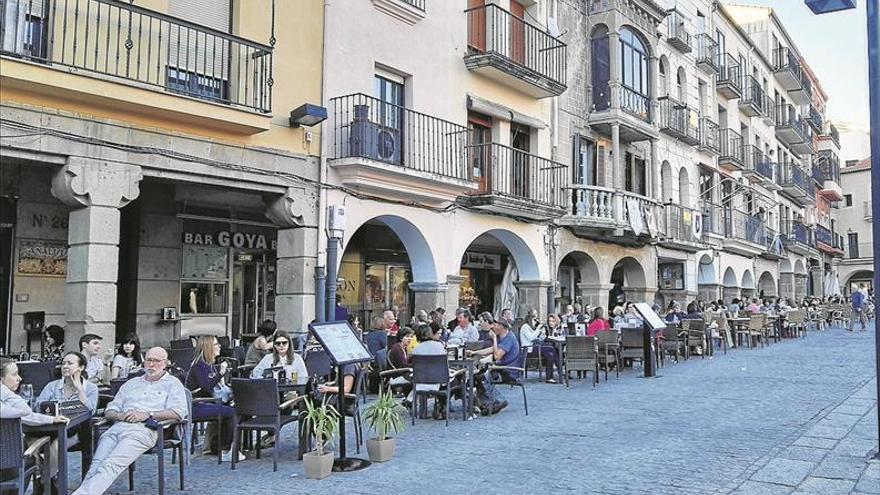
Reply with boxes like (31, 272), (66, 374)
(186, 335), (240, 462)
(250, 331), (308, 383)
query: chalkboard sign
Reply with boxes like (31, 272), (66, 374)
(308, 321), (373, 366)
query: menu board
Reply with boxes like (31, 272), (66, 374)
(309, 321), (373, 366)
(634, 302), (668, 331)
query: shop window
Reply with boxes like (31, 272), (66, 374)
(180, 282), (228, 314)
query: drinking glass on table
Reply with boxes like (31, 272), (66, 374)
(20, 383), (34, 408)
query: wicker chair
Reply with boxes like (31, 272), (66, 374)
(787, 310), (807, 339)
(595, 330), (620, 380)
(658, 325), (684, 365)
(229, 379), (304, 471)
(0, 418), (50, 495)
(564, 336), (599, 388)
(619, 328), (645, 369)
(682, 319), (707, 359)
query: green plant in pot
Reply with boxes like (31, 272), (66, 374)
(362, 388), (405, 462)
(303, 397), (340, 479)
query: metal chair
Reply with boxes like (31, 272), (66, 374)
(304, 349), (334, 381)
(170, 339), (193, 349)
(658, 325), (684, 365)
(489, 350), (529, 415)
(563, 336), (599, 388)
(595, 330), (620, 380)
(169, 348), (197, 375)
(682, 319), (707, 359)
(787, 310), (807, 339)
(229, 379), (303, 471)
(0, 418), (49, 495)
(410, 354), (466, 426)
(619, 328), (645, 369)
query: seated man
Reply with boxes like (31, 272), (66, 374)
(73, 347), (187, 495)
(80, 334), (108, 386)
(468, 320), (521, 415)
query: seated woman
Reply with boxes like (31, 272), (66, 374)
(1, 357), (70, 493)
(244, 319), (277, 366)
(664, 301), (687, 324)
(111, 333), (144, 379)
(519, 310), (562, 384)
(541, 313), (564, 338)
(388, 327), (414, 370)
(587, 307), (611, 336)
(251, 331), (308, 383)
(43, 325), (65, 364)
(186, 336), (241, 462)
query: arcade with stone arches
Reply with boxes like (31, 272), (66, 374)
(556, 248), (652, 313)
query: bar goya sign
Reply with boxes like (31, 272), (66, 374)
(17, 240), (68, 276)
(182, 230), (277, 251)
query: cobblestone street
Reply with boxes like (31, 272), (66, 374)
(66, 324), (878, 495)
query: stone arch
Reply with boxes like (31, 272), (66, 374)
(779, 259), (793, 273)
(697, 254), (716, 284)
(758, 271), (776, 297)
(678, 167), (691, 207)
(844, 270), (874, 294)
(557, 250), (601, 308)
(661, 160), (674, 203)
(722, 267), (738, 287)
(794, 259), (807, 275)
(611, 256), (647, 287)
(460, 229), (541, 281)
(341, 214), (439, 284)
(558, 250), (601, 282)
(741, 270), (755, 290)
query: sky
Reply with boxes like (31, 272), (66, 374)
(730, 0), (870, 129)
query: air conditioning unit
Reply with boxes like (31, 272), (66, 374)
(349, 104), (402, 165)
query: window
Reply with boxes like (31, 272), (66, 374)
(624, 153), (646, 196)
(180, 282), (228, 314)
(591, 25), (611, 111)
(375, 75), (404, 131)
(573, 136), (597, 186)
(844, 194), (853, 207)
(715, 29), (726, 64)
(166, 68), (228, 101)
(676, 67), (686, 102)
(468, 112), (492, 181)
(848, 232), (859, 258)
(619, 28), (649, 118)
(699, 169), (713, 200)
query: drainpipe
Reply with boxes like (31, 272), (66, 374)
(314, 0), (332, 322)
(865, 0), (880, 461)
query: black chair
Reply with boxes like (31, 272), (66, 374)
(183, 369), (224, 465)
(169, 348), (197, 375)
(304, 349), (333, 380)
(619, 328), (645, 368)
(489, 350), (529, 415)
(217, 336), (231, 349)
(0, 418), (49, 495)
(563, 336), (599, 389)
(229, 379), (303, 472)
(92, 391), (189, 495)
(16, 361), (56, 396)
(170, 339), (193, 349)
(410, 354), (466, 427)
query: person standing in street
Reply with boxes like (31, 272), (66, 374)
(849, 284), (869, 332)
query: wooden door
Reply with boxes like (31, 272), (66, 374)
(510, 0), (526, 64)
(468, 0), (486, 52)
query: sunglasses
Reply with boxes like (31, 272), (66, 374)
(274, 340), (289, 347)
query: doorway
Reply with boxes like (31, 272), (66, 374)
(231, 252), (275, 339)
(0, 197), (14, 352)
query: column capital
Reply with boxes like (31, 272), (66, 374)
(409, 282), (448, 293)
(51, 158), (142, 209)
(513, 280), (552, 289)
(265, 187), (318, 228)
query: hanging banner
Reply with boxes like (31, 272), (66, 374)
(627, 198), (644, 236)
(691, 210), (703, 240)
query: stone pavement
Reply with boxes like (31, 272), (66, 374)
(67, 325), (878, 495)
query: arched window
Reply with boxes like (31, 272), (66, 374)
(676, 67), (687, 102)
(659, 56), (668, 97)
(619, 27), (649, 118)
(591, 25), (611, 111)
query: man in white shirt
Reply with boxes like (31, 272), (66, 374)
(73, 347), (187, 495)
(446, 308), (479, 346)
(79, 334), (107, 385)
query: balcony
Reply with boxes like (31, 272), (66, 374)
(775, 104), (814, 155)
(561, 185), (660, 244)
(762, 227), (786, 260)
(459, 143), (567, 219)
(588, 85), (658, 143)
(814, 149), (843, 201)
(778, 163), (816, 206)
(657, 97), (700, 145)
(739, 75), (768, 118)
(716, 53), (743, 99)
(782, 221), (816, 256)
(717, 128), (745, 171)
(827, 123), (841, 148)
(694, 34), (718, 74)
(725, 210), (768, 256)
(665, 9), (692, 53)
(701, 202), (726, 238)
(815, 224), (844, 256)
(697, 117), (720, 155)
(658, 204), (703, 252)
(465, 4), (567, 98)
(329, 93), (476, 206)
(761, 94), (776, 127)
(0, 0), (274, 133)
(742, 145), (776, 190)
(807, 105), (824, 133)
(773, 47), (811, 105)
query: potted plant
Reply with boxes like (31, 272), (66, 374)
(362, 388), (405, 463)
(303, 397), (339, 479)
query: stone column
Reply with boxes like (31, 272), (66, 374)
(722, 286), (741, 302)
(779, 273), (795, 301)
(794, 274), (807, 301)
(513, 280), (551, 318)
(625, 286), (657, 305)
(445, 275), (466, 317)
(698, 284), (722, 302)
(809, 266), (824, 298)
(51, 158), (142, 348)
(609, 31), (621, 111)
(266, 187), (318, 336)
(410, 282), (448, 315)
(577, 282), (613, 310)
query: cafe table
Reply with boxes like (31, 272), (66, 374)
(24, 410), (93, 495)
(448, 358), (477, 419)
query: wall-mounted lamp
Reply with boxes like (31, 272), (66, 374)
(289, 103), (328, 127)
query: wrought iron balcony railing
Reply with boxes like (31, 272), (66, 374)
(665, 9), (692, 53)
(620, 86), (651, 122)
(715, 53), (742, 98)
(659, 203), (701, 244)
(329, 93), (469, 179)
(698, 116), (720, 154)
(694, 33), (717, 73)
(718, 128), (744, 167)
(467, 143), (567, 207)
(0, 0), (275, 112)
(815, 149), (841, 184)
(779, 162), (815, 196)
(727, 209), (768, 246)
(657, 97), (698, 144)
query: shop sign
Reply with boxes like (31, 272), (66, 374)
(182, 230), (277, 251)
(17, 240), (68, 276)
(461, 252), (502, 270)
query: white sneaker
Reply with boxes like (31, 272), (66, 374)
(221, 450), (246, 462)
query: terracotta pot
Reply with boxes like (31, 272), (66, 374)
(303, 451), (334, 479)
(366, 437), (396, 463)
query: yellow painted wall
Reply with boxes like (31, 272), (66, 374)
(0, 0), (323, 156)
